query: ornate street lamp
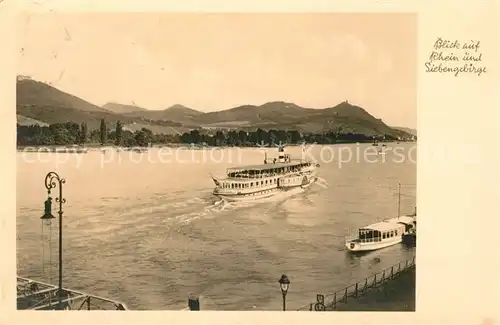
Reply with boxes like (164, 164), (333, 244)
(278, 274), (290, 311)
(41, 172), (66, 309)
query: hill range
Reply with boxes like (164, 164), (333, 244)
(16, 77), (415, 138)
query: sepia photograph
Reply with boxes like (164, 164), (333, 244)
(15, 12), (417, 311)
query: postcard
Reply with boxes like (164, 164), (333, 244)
(0, 0), (498, 325)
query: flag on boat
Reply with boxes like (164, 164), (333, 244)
(211, 175), (220, 186)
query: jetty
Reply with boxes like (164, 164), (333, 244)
(17, 276), (127, 310)
(296, 257), (416, 311)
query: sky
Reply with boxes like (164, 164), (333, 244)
(18, 12), (417, 128)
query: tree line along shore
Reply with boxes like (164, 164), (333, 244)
(17, 119), (413, 148)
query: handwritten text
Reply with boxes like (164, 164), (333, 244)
(424, 37), (487, 76)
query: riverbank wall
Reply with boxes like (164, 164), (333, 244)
(297, 257), (416, 312)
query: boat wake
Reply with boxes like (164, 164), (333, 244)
(315, 177), (329, 189)
(114, 177), (328, 227)
(217, 186), (308, 210)
(174, 197), (230, 224)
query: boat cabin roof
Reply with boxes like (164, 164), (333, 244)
(385, 216), (415, 225)
(227, 160), (309, 172)
(361, 220), (405, 232)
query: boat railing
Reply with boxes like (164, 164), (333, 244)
(217, 183), (276, 194)
(228, 170), (308, 179)
(227, 159), (314, 174)
(295, 256), (416, 311)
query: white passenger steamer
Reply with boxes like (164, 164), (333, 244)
(211, 145), (319, 202)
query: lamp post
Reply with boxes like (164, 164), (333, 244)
(40, 172), (66, 309)
(278, 274), (290, 311)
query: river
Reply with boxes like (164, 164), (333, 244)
(16, 143), (416, 310)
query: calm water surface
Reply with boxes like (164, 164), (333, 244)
(17, 144), (416, 310)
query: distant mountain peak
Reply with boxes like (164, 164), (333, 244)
(326, 100), (375, 118)
(392, 126), (417, 136)
(164, 104), (203, 116)
(261, 101), (298, 107)
(165, 104), (189, 110)
(331, 100), (355, 108)
(102, 102), (148, 113)
(17, 78), (110, 113)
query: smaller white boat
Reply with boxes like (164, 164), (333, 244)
(346, 183), (416, 252)
(345, 215), (416, 252)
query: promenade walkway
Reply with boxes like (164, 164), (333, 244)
(333, 266), (415, 311)
(297, 257), (416, 311)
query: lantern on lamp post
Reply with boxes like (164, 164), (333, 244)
(41, 197), (55, 226)
(278, 274), (290, 311)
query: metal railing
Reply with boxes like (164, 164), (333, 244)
(17, 276), (128, 310)
(296, 256), (416, 311)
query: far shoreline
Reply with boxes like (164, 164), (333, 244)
(16, 140), (413, 152)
